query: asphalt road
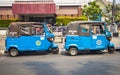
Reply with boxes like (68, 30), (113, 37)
(0, 51), (120, 75)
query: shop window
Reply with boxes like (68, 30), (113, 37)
(7, 15), (9, 19)
(13, 15), (15, 19)
(71, 14), (73, 17)
(0, 15), (2, 19)
(56, 6), (59, 9)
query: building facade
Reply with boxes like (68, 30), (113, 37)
(0, 0), (17, 20)
(54, 0), (90, 17)
(56, 5), (82, 17)
(0, 6), (18, 20)
(12, 0), (56, 24)
(0, 0), (94, 22)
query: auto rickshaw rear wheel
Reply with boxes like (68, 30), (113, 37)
(108, 47), (115, 54)
(9, 48), (19, 57)
(69, 47), (78, 56)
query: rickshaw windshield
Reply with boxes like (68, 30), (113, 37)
(46, 24), (53, 33)
(31, 24), (44, 35)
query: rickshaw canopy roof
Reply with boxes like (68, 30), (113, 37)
(67, 21), (105, 27)
(9, 22), (43, 27)
(8, 22), (44, 37)
(66, 21), (105, 35)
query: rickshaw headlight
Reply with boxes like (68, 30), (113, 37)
(48, 37), (54, 42)
(107, 36), (112, 41)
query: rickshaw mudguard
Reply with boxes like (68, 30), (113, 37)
(51, 43), (58, 48)
(65, 44), (78, 50)
(6, 45), (18, 51)
(108, 42), (115, 47)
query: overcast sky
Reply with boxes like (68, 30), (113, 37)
(108, 0), (120, 3)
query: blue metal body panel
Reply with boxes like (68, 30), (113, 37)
(5, 24), (58, 52)
(65, 35), (113, 51)
(64, 21), (114, 51)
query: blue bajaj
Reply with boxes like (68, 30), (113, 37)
(64, 21), (115, 56)
(5, 22), (59, 57)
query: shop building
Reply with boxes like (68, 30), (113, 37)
(12, 0), (56, 24)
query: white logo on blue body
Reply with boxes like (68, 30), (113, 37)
(96, 40), (102, 45)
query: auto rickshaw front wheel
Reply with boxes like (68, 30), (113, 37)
(9, 48), (19, 57)
(108, 47), (115, 54)
(69, 47), (78, 56)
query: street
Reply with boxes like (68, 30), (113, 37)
(0, 35), (120, 75)
(0, 51), (120, 75)
(0, 0), (120, 75)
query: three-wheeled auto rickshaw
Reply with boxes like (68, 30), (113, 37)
(5, 22), (59, 57)
(64, 21), (115, 56)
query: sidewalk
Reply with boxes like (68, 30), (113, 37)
(0, 51), (4, 56)
(0, 35), (5, 55)
(112, 37), (120, 49)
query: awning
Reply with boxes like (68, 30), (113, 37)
(12, 1), (55, 15)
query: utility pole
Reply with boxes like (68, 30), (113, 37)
(112, 0), (115, 25)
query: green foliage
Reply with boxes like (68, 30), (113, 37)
(56, 16), (87, 26)
(104, 4), (120, 24)
(114, 5), (120, 23)
(115, 11), (120, 22)
(82, 1), (102, 21)
(0, 20), (19, 27)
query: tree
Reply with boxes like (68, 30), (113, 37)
(104, 4), (112, 24)
(104, 4), (120, 24)
(82, 1), (102, 21)
(114, 4), (120, 24)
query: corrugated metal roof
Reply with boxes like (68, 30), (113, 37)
(0, 0), (54, 6)
(12, 1), (55, 14)
(13, 1), (54, 4)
